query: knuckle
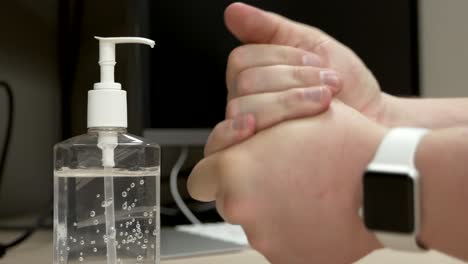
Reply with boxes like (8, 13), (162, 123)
(277, 47), (291, 62)
(225, 98), (240, 119)
(291, 65), (306, 83)
(278, 88), (303, 110)
(313, 36), (333, 52)
(291, 66), (317, 85)
(235, 69), (254, 96)
(228, 46), (247, 72)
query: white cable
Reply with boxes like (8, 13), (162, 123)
(170, 147), (202, 224)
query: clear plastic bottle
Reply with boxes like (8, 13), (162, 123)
(54, 128), (160, 263)
(53, 37), (159, 264)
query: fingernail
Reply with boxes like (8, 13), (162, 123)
(303, 87), (323, 102)
(302, 54), (321, 67)
(320, 70), (341, 89)
(232, 114), (250, 130)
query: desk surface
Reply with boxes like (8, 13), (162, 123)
(0, 230), (465, 264)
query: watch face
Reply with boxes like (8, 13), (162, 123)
(363, 171), (415, 233)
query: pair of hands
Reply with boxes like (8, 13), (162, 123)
(188, 3), (391, 263)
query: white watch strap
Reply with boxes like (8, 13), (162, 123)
(369, 128), (429, 168)
(367, 127), (429, 252)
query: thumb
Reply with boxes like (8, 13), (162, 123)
(224, 2), (329, 51)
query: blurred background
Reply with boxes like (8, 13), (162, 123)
(0, 0), (467, 241)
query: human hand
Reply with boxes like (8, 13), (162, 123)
(213, 2), (389, 153)
(223, 2), (468, 134)
(223, 2), (387, 125)
(189, 102), (387, 264)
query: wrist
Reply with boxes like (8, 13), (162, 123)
(415, 127), (468, 257)
(377, 95), (468, 129)
(375, 93), (404, 127)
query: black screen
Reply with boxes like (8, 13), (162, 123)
(363, 172), (415, 233)
(146, 0), (419, 129)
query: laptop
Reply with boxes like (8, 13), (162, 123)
(160, 226), (248, 259)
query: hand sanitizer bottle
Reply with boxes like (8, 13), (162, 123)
(53, 37), (160, 264)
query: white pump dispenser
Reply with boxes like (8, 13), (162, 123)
(54, 36), (161, 264)
(88, 36), (155, 128)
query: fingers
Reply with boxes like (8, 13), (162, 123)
(224, 2), (330, 50)
(204, 86), (332, 156)
(226, 86), (332, 120)
(204, 114), (256, 156)
(187, 155), (220, 202)
(188, 148), (251, 203)
(226, 44), (323, 93)
(229, 64), (342, 100)
(188, 149), (255, 226)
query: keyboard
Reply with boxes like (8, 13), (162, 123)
(175, 222), (250, 246)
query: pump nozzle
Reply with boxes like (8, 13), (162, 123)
(88, 36), (155, 128)
(94, 36), (155, 90)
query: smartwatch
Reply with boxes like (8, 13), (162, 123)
(362, 127), (429, 251)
